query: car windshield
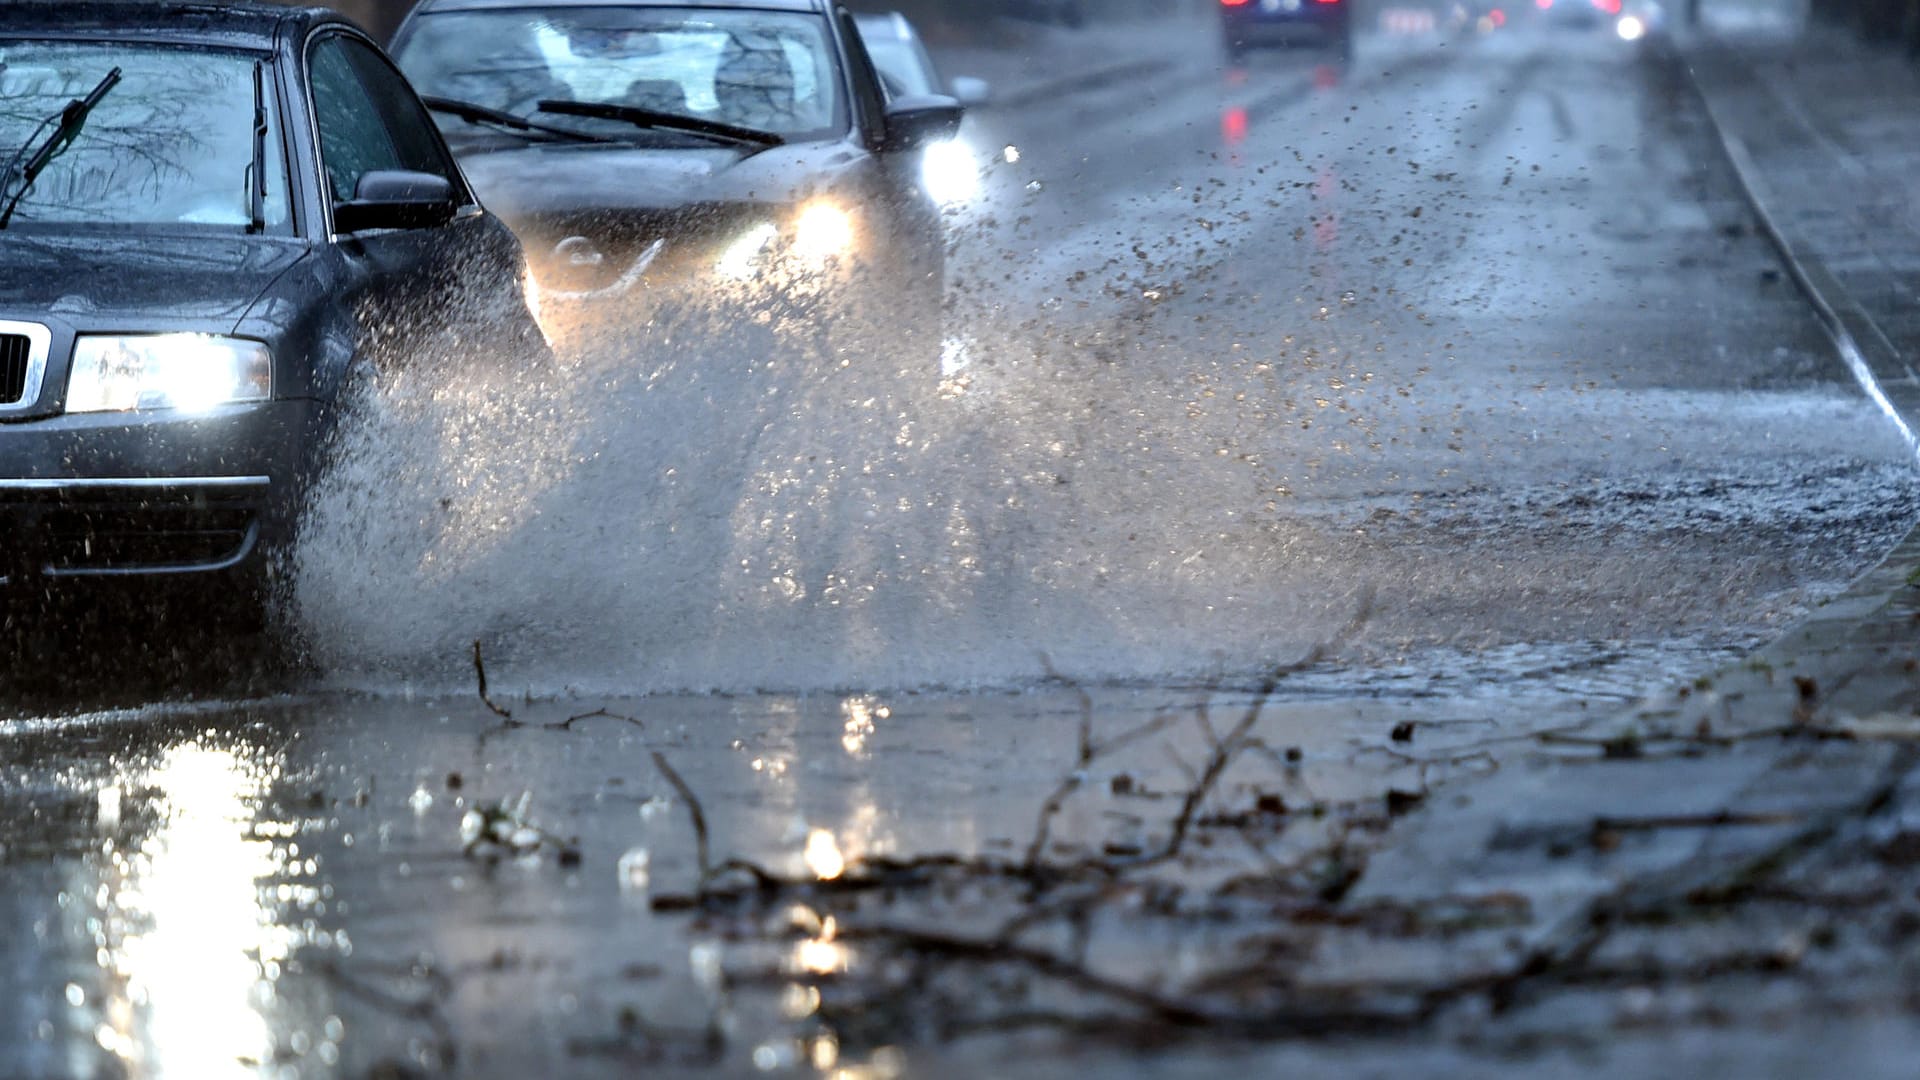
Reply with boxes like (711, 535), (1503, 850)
(857, 29), (938, 98)
(395, 6), (846, 141)
(0, 41), (289, 232)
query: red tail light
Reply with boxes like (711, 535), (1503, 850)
(1221, 0), (1252, 6)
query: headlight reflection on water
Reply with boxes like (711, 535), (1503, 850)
(84, 742), (333, 1076)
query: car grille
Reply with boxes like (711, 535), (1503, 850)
(42, 505), (258, 573)
(0, 480), (268, 579)
(0, 333), (29, 405)
(522, 208), (769, 293)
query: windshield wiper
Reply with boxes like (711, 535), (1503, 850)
(0, 66), (122, 230)
(535, 100), (784, 150)
(246, 60), (268, 233)
(422, 96), (612, 144)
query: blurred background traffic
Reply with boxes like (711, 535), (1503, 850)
(291, 0), (1920, 52)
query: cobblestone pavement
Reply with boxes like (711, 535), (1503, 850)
(1687, 25), (1920, 422)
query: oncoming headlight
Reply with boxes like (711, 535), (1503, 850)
(715, 222), (780, 280)
(921, 139), (979, 206)
(66, 334), (272, 414)
(792, 202), (855, 265)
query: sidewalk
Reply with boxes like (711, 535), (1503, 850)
(1686, 27), (1920, 409)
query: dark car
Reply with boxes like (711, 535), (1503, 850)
(1220, 0), (1355, 62)
(0, 3), (544, 609)
(388, 0), (963, 351)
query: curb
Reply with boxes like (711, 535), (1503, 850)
(1681, 43), (1920, 458)
(1587, 44), (1920, 740)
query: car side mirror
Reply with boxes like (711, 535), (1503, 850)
(882, 94), (964, 152)
(949, 76), (992, 109)
(334, 170), (458, 233)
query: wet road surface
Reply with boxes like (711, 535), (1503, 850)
(3, 18), (1917, 1078)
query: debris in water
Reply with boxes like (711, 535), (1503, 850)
(460, 792), (579, 862)
(618, 847), (652, 891)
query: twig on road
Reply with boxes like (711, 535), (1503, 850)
(1142, 586), (1376, 867)
(651, 751), (711, 882)
(557, 707), (645, 732)
(316, 957), (460, 1072)
(471, 639), (512, 720)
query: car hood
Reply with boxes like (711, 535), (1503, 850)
(456, 141), (868, 221)
(0, 233), (308, 333)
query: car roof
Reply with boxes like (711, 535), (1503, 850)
(0, 2), (346, 47)
(409, 0), (829, 14)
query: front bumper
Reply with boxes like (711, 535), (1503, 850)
(0, 400), (312, 584)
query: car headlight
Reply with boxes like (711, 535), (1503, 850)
(792, 202), (855, 265)
(922, 139), (980, 206)
(66, 334), (272, 414)
(715, 222), (780, 280)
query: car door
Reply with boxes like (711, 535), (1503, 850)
(305, 30), (541, 371)
(833, 6), (942, 290)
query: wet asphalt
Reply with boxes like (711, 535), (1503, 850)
(3, 18), (1917, 1079)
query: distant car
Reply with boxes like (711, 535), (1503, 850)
(1444, 0), (1500, 33)
(1613, 0), (1667, 40)
(390, 0), (963, 350)
(0, 2), (544, 606)
(854, 12), (991, 206)
(1221, 0), (1354, 63)
(1540, 0), (1613, 29)
(997, 0), (1087, 27)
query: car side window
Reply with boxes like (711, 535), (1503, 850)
(835, 8), (887, 143)
(309, 34), (465, 208)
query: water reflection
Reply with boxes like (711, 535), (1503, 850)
(1222, 105), (1249, 149)
(790, 914), (848, 977)
(803, 828), (846, 881)
(86, 740), (308, 1076)
(839, 695), (887, 759)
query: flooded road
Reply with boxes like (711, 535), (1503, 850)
(4, 15), (1917, 1078)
